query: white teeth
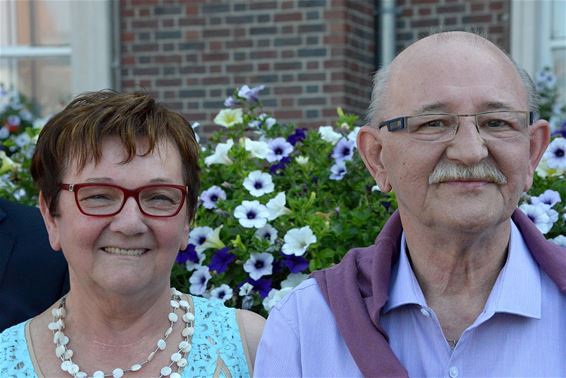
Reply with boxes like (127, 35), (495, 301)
(103, 247), (146, 256)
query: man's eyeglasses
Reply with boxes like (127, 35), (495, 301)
(58, 183), (188, 217)
(378, 110), (534, 142)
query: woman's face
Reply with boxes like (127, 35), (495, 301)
(40, 137), (190, 297)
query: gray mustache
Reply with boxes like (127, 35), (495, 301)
(429, 161), (507, 185)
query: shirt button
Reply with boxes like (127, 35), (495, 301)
(420, 307), (431, 317)
(449, 366), (459, 378)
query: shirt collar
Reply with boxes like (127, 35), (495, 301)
(382, 221), (541, 319)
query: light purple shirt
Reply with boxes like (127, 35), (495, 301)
(255, 222), (566, 377)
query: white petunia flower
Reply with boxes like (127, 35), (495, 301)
(347, 126), (360, 143)
(329, 160), (347, 181)
(551, 235), (566, 247)
(281, 273), (309, 289)
(543, 138), (566, 170)
(244, 253), (274, 280)
(185, 250), (205, 272)
(239, 282), (254, 296)
(233, 200), (269, 228)
(188, 226), (213, 253)
(204, 139), (234, 166)
(264, 117), (277, 129)
(262, 287), (293, 312)
(531, 189), (561, 208)
(189, 266), (211, 295)
(201, 225), (225, 250)
(210, 284), (233, 303)
(318, 125), (342, 144)
(282, 226), (317, 256)
(243, 170), (275, 197)
(295, 156), (309, 165)
(200, 185), (227, 209)
(266, 137), (294, 163)
(519, 203), (557, 234)
(244, 138), (270, 159)
(214, 108), (243, 128)
(266, 192), (291, 220)
(371, 184), (381, 192)
(332, 138), (356, 162)
(255, 224), (278, 244)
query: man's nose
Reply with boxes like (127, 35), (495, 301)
(445, 116), (488, 165)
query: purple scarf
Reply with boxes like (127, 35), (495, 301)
(313, 209), (566, 377)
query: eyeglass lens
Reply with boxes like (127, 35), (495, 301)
(76, 185), (184, 216)
(407, 111), (528, 142)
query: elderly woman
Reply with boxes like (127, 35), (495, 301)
(0, 91), (264, 377)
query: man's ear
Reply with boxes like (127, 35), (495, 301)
(39, 192), (62, 251)
(524, 119), (551, 191)
(357, 126), (392, 192)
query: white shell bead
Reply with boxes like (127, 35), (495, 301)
(171, 373), (181, 378)
(148, 351), (156, 361)
(165, 326), (173, 337)
(68, 363), (79, 375)
(182, 313), (195, 322)
(170, 300), (180, 308)
(171, 352), (182, 362)
(63, 348), (73, 359)
(168, 312), (178, 322)
(161, 366), (172, 376)
(182, 326), (194, 336)
(93, 370), (105, 378)
(177, 358), (188, 367)
(55, 345), (66, 358)
(130, 363), (142, 371)
(112, 367), (124, 378)
(179, 341), (189, 350)
(76, 372), (87, 378)
(51, 308), (60, 317)
(60, 360), (72, 371)
(57, 319), (65, 329)
(60, 335), (69, 345)
(53, 330), (63, 343)
(60, 307), (66, 317)
(48, 321), (60, 331)
(179, 300), (189, 308)
(157, 338), (167, 350)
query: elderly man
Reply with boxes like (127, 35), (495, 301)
(255, 31), (566, 377)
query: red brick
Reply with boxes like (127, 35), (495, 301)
(203, 53), (229, 61)
(274, 86), (303, 95)
(307, 61), (319, 69)
(155, 55), (182, 64)
(122, 32), (135, 43)
(418, 7), (432, 16)
(156, 78), (182, 86)
(274, 12), (303, 22)
(258, 63), (271, 71)
(281, 98), (294, 107)
(281, 1), (294, 9)
(410, 18), (439, 27)
(463, 14), (492, 23)
(489, 1), (504, 11)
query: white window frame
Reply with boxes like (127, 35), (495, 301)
(511, 0), (566, 85)
(0, 0), (113, 97)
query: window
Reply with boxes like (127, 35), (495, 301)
(0, 0), (114, 116)
(511, 0), (566, 100)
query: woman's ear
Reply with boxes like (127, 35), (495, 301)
(524, 119), (551, 192)
(357, 126), (392, 192)
(39, 192), (62, 251)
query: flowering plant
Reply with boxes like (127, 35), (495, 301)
(1, 72), (565, 314)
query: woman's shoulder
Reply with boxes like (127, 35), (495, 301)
(0, 321), (36, 376)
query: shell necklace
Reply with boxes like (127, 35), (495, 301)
(48, 288), (195, 378)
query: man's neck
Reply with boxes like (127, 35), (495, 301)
(403, 220), (510, 342)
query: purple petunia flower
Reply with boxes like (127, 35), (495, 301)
(238, 84), (265, 102)
(269, 156), (292, 174)
(209, 247), (236, 273)
(176, 243), (197, 264)
(246, 277), (273, 298)
(224, 96), (237, 108)
(331, 138), (356, 162)
(287, 128), (307, 146)
(281, 255), (309, 273)
(267, 138), (294, 163)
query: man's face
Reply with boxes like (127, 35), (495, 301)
(359, 37), (550, 234)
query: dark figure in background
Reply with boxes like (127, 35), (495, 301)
(0, 198), (69, 331)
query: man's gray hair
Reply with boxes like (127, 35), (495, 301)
(366, 47), (540, 127)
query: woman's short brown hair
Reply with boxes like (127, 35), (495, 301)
(31, 90), (200, 222)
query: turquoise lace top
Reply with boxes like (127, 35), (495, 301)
(0, 295), (251, 378)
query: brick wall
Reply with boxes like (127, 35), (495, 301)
(395, 0), (511, 53)
(120, 0), (376, 133)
